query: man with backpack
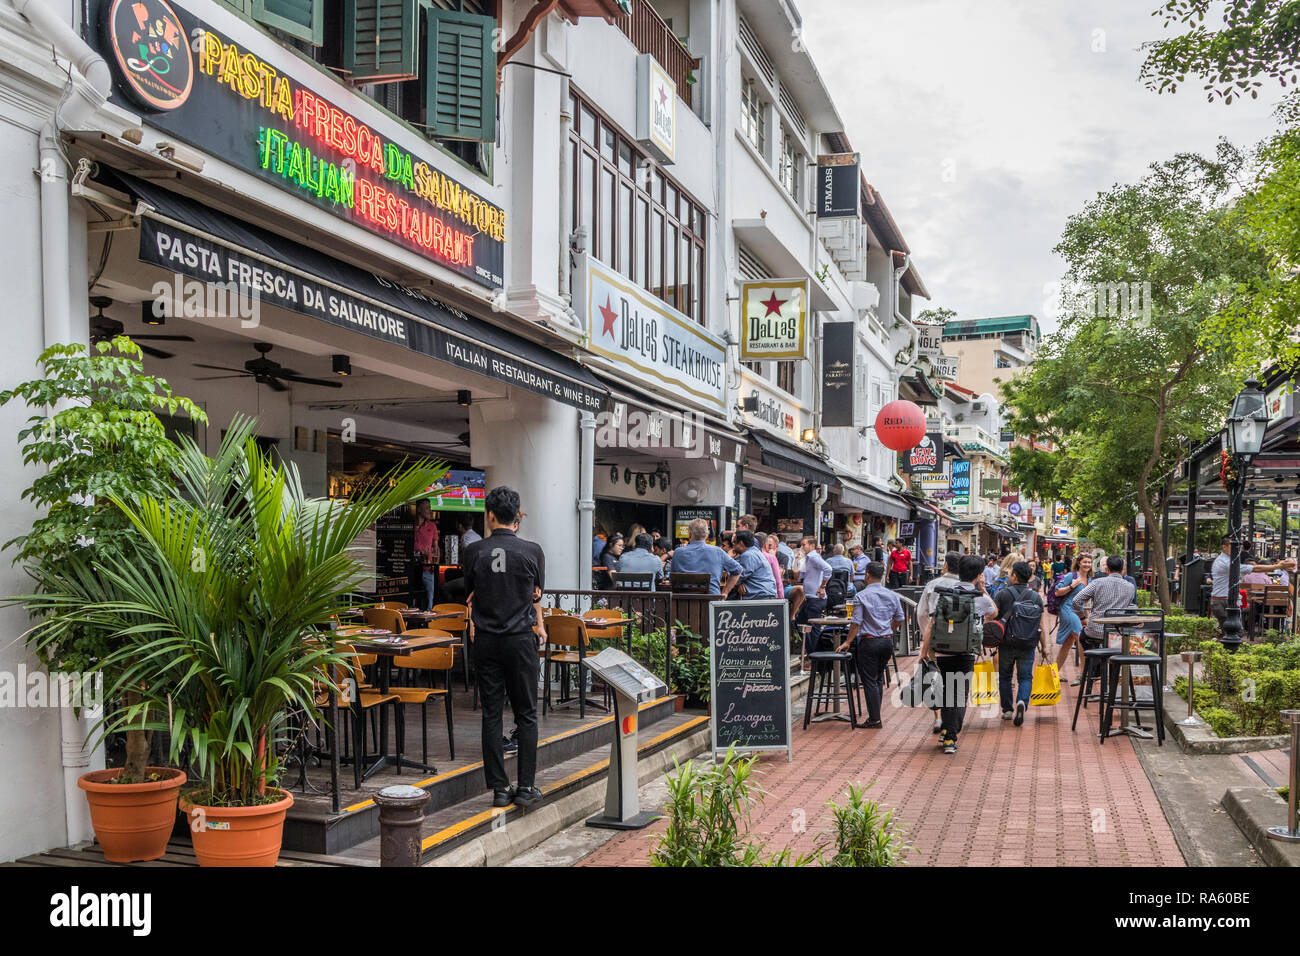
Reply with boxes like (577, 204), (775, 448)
(995, 561), (1051, 726)
(918, 554), (999, 754)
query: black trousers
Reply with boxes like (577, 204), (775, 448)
(936, 653), (976, 739)
(888, 570), (909, 589)
(854, 636), (895, 724)
(795, 596), (828, 651)
(476, 631), (539, 791)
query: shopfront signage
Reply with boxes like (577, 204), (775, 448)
(1000, 487), (1020, 506)
(636, 54), (676, 163)
(139, 213), (603, 412)
(980, 478), (1003, 500)
(740, 279), (808, 361)
(904, 433), (943, 475)
(579, 256), (726, 413)
(918, 324), (943, 358)
(1267, 381), (1293, 425)
(816, 153), (859, 219)
(933, 354), (960, 381)
(709, 600), (792, 760)
(917, 472), (950, 493)
(103, 0), (194, 111)
(820, 321), (854, 427)
(673, 506), (719, 543)
(900, 522), (915, 537)
(95, 0), (506, 287)
(949, 459), (970, 507)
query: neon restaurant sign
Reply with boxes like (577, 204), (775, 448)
(96, 0), (505, 288)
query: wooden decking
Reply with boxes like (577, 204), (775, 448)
(6, 839), (374, 868)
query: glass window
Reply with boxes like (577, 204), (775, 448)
(741, 78), (766, 153)
(580, 105), (598, 145)
(580, 152), (596, 249)
(635, 196), (648, 285)
(777, 361), (796, 395)
(618, 182), (632, 275)
(779, 127), (802, 202)
(599, 167), (615, 265)
(601, 124), (617, 162)
(665, 224), (678, 309)
(651, 209), (664, 298)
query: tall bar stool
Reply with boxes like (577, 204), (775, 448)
(1071, 645), (1123, 734)
(1101, 629), (1166, 745)
(802, 650), (859, 729)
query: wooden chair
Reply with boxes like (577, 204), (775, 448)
(389, 645), (455, 765)
(434, 603), (471, 692)
(363, 607), (406, 634)
(542, 615), (594, 719)
(611, 571), (656, 591)
(335, 643), (403, 788)
(1262, 585), (1292, 634)
(669, 572), (711, 594)
(374, 601), (409, 611)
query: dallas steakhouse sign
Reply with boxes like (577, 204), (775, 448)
(97, 0), (506, 289)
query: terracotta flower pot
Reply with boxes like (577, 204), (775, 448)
(179, 788), (294, 867)
(77, 766), (186, 863)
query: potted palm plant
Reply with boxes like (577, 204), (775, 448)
(24, 415), (446, 866)
(2, 338), (206, 862)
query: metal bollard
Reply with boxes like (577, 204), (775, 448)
(1177, 650), (1204, 727)
(1268, 710), (1300, 842)
(375, 784), (431, 866)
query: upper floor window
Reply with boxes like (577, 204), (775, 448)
(741, 78), (766, 154)
(777, 126), (802, 202)
(571, 91), (707, 324)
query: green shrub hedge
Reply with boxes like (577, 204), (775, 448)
(1163, 616), (1220, 653)
(1197, 638), (1300, 736)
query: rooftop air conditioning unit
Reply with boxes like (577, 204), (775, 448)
(972, 402), (986, 413)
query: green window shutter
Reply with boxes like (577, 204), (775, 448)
(253, 0), (323, 45)
(426, 7), (496, 142)
(344, 0), (419, 83)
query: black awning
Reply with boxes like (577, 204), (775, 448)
(747, 430), (836, 485)
(943, 439), (967, 460)
(117, 172), (606, 413)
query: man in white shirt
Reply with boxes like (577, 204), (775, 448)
(1209, 534), (1293, 628)
(458, 518), (481, 551)
(982, 556), (998, 589)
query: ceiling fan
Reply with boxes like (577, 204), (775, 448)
(89, 296), (194, 359)
(194, 342), (343, 392)
(413, 431), (471, 449)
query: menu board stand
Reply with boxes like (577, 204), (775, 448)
(709, 599), (793, 762)
(581, 648), (669, 830)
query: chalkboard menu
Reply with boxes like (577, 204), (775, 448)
(709, 599), (792, 761)
(375, 505), (416, 601)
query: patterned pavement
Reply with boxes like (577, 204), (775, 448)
(577, 653), (1186, 867)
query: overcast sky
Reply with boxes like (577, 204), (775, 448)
(799, 0), (1285, 332)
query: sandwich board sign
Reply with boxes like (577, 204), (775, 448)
(708, 599), (792, 761)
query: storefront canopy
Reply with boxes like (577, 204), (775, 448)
(747, 430), (836, 486)
(835, 477), (910, 520)
(596, 380), (746, 465)
(115, 171), (608, 413)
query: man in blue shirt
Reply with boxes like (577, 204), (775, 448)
(793, 536), (833, 653)
(827, 543), (855, 576)
(670, 518), (741, 595)
(838, 561), (903, 728)
(731, 530), (777, 598)
(850, 545), (869, 589)
(775, 538), (795, 572)
(617, 532), (664, 586)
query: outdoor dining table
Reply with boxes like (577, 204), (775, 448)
(807, 616), (856, 723)
(1089, 612), (1164, 740)
(547, 614), (637, 711)
(337, 629), (459, 781)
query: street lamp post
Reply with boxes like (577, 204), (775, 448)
(1222, 379), (1269, 654)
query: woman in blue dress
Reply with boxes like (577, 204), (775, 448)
(1053, 553), (1093, 682)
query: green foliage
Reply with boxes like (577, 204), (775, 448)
(0, 338), (206, 672)
(1197, 638), (1300, 736)
(824, 782), (911, 867)
(1140, 1), (1300, 103)
(630, 624), (710, 703)
(12, 416), (447, 805)
(1164, 615), (1221, 652)
(1001, 147), (1269, 612)
(1201, 706), (1243, 737)
(651, 745), (819, 867)
(1173, 674), (1220, 712)
(1137, 589), (1156, 608)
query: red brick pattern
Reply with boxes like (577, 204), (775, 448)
(578, 667), (1185, 867)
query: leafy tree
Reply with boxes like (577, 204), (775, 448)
(1141, 0), (1300, 103)
(1002, 148), (1270, 612)
(916, 307), (956, 325)
(0, 337), (205, 782)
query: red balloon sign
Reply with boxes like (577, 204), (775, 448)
(875, 400), (927, 452)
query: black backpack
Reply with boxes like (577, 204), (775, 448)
(1002, 585), (1043, 648)
(931, 586), (984, 654)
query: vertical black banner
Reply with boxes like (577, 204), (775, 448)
(822, 321), (855, 427)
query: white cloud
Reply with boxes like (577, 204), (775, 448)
(798, 0), (1283, 331)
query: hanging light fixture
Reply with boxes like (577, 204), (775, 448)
(457, 390), (472, 407)
(332, 354), (351, 376)
(1227, 379), (1269, 457)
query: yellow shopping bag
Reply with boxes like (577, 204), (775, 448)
(971, 659), (998, 706)
(1030, 663), (1061, 706)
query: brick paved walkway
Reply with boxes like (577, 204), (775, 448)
(578, 656), (1185, 867)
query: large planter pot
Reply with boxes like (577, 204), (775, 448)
(77, 766), (186, 863)
(179, 788), (294, 867)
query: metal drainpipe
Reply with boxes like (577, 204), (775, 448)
(890, 251), (914, 495)
(578, 411), (596, 592)
(558, 75), (572, 305)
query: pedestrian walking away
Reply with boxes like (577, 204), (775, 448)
(918, 554), (998, 754)
(994, 561), (1051, 727)
(837, 561), (903, 729)
(918, 551), (961, 735)
(463, 486), (547, 810)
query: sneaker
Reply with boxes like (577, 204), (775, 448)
(1014, 702), (1026, 727)
(503, 734), (518, 755)
(492, 787), (516, 807)
(1000, 709), (1014, 720)
(932, 715), (943, 734)
(863, 719), (883, 729)
(1070, 677), (1084, 687)
(942, 739), (957, 755)
(514, 786), (543, 809)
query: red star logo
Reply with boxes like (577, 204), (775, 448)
(760, 292), (786, 316)
(598, 296), (618, 338)
(658, 86), (669, 107)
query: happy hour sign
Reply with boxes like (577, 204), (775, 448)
(709, 599), (792, 760)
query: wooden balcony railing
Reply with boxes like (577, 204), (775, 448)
(613, 0), (700, 103)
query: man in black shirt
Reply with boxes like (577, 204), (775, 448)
(463, 486), (547, 809)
